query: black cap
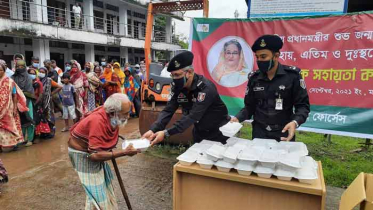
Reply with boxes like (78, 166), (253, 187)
(252, 35), (283, 52)
(167, 51), (194, 72)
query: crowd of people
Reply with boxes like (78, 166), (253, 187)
(0, 53), (146, 184)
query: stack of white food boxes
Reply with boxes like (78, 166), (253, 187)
(177, 138), (318, 184)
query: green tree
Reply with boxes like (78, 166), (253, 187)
(154, 16), (166, 32)
(173, 34), (189, 49)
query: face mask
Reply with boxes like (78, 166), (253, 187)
(29, 74), (36, 80)
(257, 57), (275, 74)
(110, 116), (128, 128)
(38, 73), (45, 78)
(101, 62), (106, 66)
(32, 63), (39, 68)
(16, 68), (26, 73)
(65, 66), (71, 71)
(173, 73), (187, 91)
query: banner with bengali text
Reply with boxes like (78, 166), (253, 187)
(189, 12), (373, 139)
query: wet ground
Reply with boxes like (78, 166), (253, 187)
(0, 118), (344, 210)
(0, 118), (176, 210)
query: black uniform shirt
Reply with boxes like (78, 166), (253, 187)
(150, 73), (230, 136)
(236, 63), (310, 129)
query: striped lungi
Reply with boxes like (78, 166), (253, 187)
(68, 147), (118, 210)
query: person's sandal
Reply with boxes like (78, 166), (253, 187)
(61, 127), (69, 132)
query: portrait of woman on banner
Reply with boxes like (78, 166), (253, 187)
(210, 38), (252, 87)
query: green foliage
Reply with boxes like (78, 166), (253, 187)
(172, 34), (189, 49)
(145, 144), (187, 159)
(155, 16), (166, 32)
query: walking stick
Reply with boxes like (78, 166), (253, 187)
(112, 157), (132, 210)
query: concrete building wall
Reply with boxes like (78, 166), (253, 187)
(0, 18), (180, 51)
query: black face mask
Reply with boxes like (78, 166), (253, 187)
(15, 68), (26, 74)
(173, 75), (187, 91)
(257, 57), (275, 74)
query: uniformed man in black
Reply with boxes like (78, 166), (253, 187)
(231, 35), (310, 141)
(143, 51), (230, 145)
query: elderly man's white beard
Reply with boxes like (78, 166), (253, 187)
(110, 118), (128, 128)
(119, 119), (128, 128)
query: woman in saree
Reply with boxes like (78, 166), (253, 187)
(25, 68), (43, 146)
(211, 39), (250, 87)
(11, 60), (35, 145)
(123, 67), (140, 117)
(69, 60), (88, 120)
(113, 62), (125, 91)
(100, 64), (121, 101)
(86, 63), (103, 111)
(0, 60), (28, 152)
(36, 67), (62, 138)
(93, 66), (104, 107)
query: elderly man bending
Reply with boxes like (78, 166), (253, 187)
(68, 93), (140, 210)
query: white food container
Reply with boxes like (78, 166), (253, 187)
(295, 163), (318, 184)
(278, 153), (302, 170)
(234, 160), (255, 176)
(188, 143), (213, 154)
(226, 137), (252, 146)
(214, 160), (234, 173)
(254, 165), (275, 179)
(301, 156), (318, 169)
(280, 141), (309, 156)
(269, 143), (288, 155)
(196, 154), (214, 169)
(237, 147), (263, 165)
(200, 140), (224, 146)
(177, 150), (200, 166)
(253, 138), (277, 144)
(252, 138), (278, 150)
(206, 144), (226, 161)
(223, 146), (241, 164)
(259, 149), (279, 168)
(122, 139), (151, 152)
(219, 122), (243, 137)
(232, 140), (253, 150)
(274, 166), (296, 181)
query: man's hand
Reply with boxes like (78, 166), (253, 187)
(281, 121), (297, 141)
(142, 130), (154, 140)
(150, 131), (165, 146)
(122, 144), (140, 156)
(230, 117), (239, 123)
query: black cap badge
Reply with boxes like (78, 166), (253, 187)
(174, 60), (180, 68)
(260, 39), (266, 47)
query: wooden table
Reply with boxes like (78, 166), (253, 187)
(173, 162), (326, 210)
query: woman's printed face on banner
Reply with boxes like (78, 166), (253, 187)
(224, 44), (240, 67)
(207, 36), (254, 88)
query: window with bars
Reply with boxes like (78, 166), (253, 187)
(127, 18), (132, 35)
(94, 10), (104, 30)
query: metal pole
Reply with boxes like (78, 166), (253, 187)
(111, 158), (132, 210)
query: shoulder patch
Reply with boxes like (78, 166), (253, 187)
(196, 80), (206, 90)
(197, 92), (206, 102)
(248, 71), (259, 79)
(300, 79), (307, 89)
